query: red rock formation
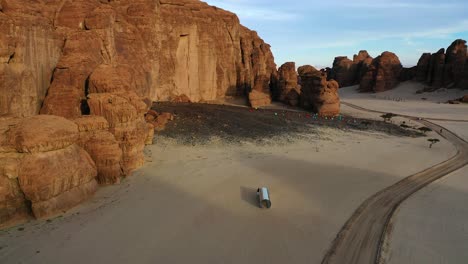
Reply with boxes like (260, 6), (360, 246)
(413, 39), (468, 89)
(1, 0), (277, 117)
(359, 52), (403, 93)
(0, 115), (98, 223)
(330, 56), (355, 87)
(444, 39), (467, 87)
(329, 51), (373, 87)
(87, 93), (148, 175)
(277, 62), (300, 106)
(298, 65), (340, 116)
(400, 66), (417, 82)
(146, 111), (174, 132)
(415, 53), (432, 82)
(74, 116), (124, 185)
(0, 0), (278, 228)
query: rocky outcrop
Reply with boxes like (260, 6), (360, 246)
(277, 62), (300, 106)
(415, 53), (432, 82)
(360, 52), (403, 93)
(400, 66), (417, 82)
(248, 75), (272, 108)
(0, 115), (98, 225)
(74, 116), (124, 185)
(145, 110), (174, 132)
(0, 1), (63, 118)
(413, 39), (468, 89)
(87, 93), (148, 175)
(0, 0), (276, 228)
(298, 65), (340, 116)
(444, 39), (467, 88)
(329, 51), (373, 87)
(1, 0), (277, 118)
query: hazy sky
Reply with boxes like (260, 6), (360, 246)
(204, 0), (468, 68)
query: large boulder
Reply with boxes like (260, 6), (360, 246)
(87, 93), (147, 175)
(0, 150), (30, 229)
(329, 56), (355, 87)
(277, 62), (300, 106)
(359, 52), (403, 92)
(248, 75), (272, 108)
(299, 65), (340, 116)
(0, 115), (98, 223)
(9, 115), (79, 153)
(74, 116), (123, 185)
(329, 51), (373, 87)
(18, 145), (98, 219)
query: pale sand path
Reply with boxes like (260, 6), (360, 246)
(340, 82), (468, 121)
(331, 85), (468, 264)
(381, 121), (468, 264)
(0, 127), (454, 264)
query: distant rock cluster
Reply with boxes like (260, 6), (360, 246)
(413, 39), (468, 89)
(329, 39), (468, 92)
(276, 63), (340, 116)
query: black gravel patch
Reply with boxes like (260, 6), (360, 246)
(152, 103), (423, 145)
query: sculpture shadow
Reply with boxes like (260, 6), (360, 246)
(239, 186), (258, 208)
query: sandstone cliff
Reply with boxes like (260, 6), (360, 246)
(1, 0), (277, 119)
(0, 0), (278, 228)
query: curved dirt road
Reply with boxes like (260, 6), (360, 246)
(322, 102), (468, 264)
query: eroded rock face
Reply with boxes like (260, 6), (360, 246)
(0, 4), (63, 117)
(413, 39), (468, 89)
(298, 65), (340, 116)
(1, 0), (277, 118)
(74, 116), (124, 185)
(277, 62), (300, 106)
(0, 115), (98, 223)
(329, 51), (373, 88)
(0, 0), (277, 228)
(444, 39), (467, 87)
(359, 52), (403, 93)
(19, 144), (98, 219)
(87, 93), (148, 175)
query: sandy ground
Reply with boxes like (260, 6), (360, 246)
(382, 166), (468, 264)
(0, 123), (454, 263)
(340, 82), (468, 120)
(340, 84), (468, 264)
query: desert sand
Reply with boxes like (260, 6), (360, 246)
(0, 113), (454, 263)
(340, 82), (468, 120)
(340, 83), (468, 264)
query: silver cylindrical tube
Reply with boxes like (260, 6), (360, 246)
(257, 187), (272, 208)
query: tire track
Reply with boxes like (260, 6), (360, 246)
(322, 102), (468, 264)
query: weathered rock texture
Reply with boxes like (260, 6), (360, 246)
(298, 65), (340, 116)
(0, 115), (98, 226)
(74, 116), (123, 185)
(1, 0), (277, 118)
(359, 52), (403, 93)
(329, 51), (373, 87)
(2, 0), (279, 228)
(413, 39), (468, 89)
(277, 62), (300, 106)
